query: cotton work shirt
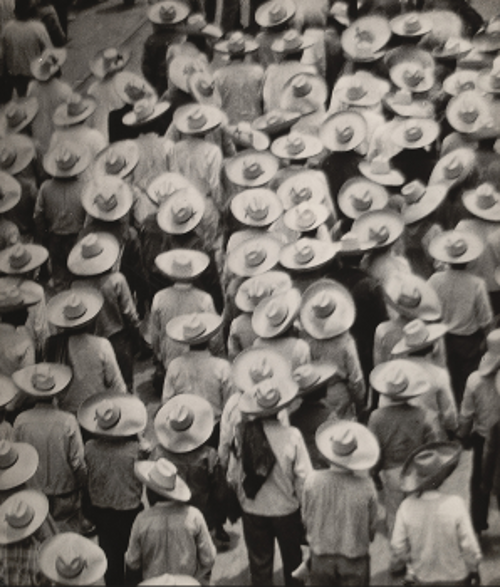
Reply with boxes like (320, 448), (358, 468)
(34, 177), (87, 236)
(0, 324), (34, 377)
(213, 63), (264, 124)
(460, 370), (500, 438)
(1, 19), (51, 76)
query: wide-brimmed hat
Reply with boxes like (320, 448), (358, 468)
(316, 420), (380, 471)
(392, 118), (439, 150)
(82, 176), (133, 222)
(277, 172), (327, 210)
(89, 47), (129, 80)
(187, 71), (221, 107)
(53, 93), (97, 127)
(233, 347), (290, 392)
(0, 243), (48, 275)
(0, 135), (34, 176)
(351, 209), (404, 249)
(292, 363), (337, 396)
(147, 172), (193, 206)
(0, 490), (48, 545)
(432, 37), (472, 61)
(226, 123), (270, 152)
(462, 183), (500, 222)
(1, 97), (38, 134)
(0, 280), (40, 314)
(271, 132), (323, 161)
(341, 15), (391, 61)
(335, 72), (381, 107)
(252, 287), (301, 338)
(271, 30), (314, 55)
(472, 29), (500, 53)
(280, 238), (339, 272)
(30, 48), (67, 81)
(320, 111), (366, 153)
(443, 70), (479, 97)
(252, 110), (302, 137)
(370, 359), (431, 401)
(47, 288), (103, 330)
(157, 187), (205, 235)
(215, 31), (258, 54)
(384, 271), (441, 321)
(155, 394), (214, 453)
(400, 180), (448, 224)
(225, 150), (279, 188)
(114, 72), (156, 105)
(478, 329), (500, 376)
(337, 231), (374, 256)
(228, 233), (281, 274)
(0, 172), (21, 214)
(477, 66), (500, 95)
(94, 140), (139, 179)
(231, 189), (283, 228)
(155, 249), (209, 281)
(167, 312), (222, 345)
(280, 73), (328, 115)
(239, 373), (298, 417)
(183, 13), (222, 40)
(255, 0), (296, 28)
(400, 441), (462, 493)
(78, 392), (147, 437)
(148, 0), (190, 25)
(387, 47), (435, 93)
(235, 270), (292, 313)
(446, 90), (493, 134)
(0, 375), (18, 408)
(169, 55), (208, 94)
(300, 279), (355, 340)
(67, 233), (120, 277)
(338, 178), (389, 220)
(39, 532), (107, 586)
(12, 363), (72, 398)
(174, 104), (223, 135)
(43, 141), (91, 178)
(283, 202), (329, 233)
(392, 318), (448, 356)
(390, 11), (432, 37)
(135, 458), (191, 502)
(428, 148), (475, 187)
(0, 441), (39, 490)
(358, 156), (405, 187)
(123, 98), (171, 127)
(383, 91), (434, 119)
(428, 229), (483, 264)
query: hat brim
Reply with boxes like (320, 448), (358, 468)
(173, 104), (223, 135)
(462, 189), (500, 222)
(390, 63), (434, 93)
(147, 172), (193, 206)
(0, 286), (40, 314)
(443, 71), (479, 96)
(338, 178), (389, 220)
(320, 112), (366, 153)
(277, 172), (327, 211)
(123, 101), (171, 127)
(392, 119), (439, 150)
(432, 41), (472, 61)
(0, 444), (39, 490)
(94, 140), (139, 179)
(335, 86), (380, 107)
(271, 134), (323, 161)
(428, 148), (475, 187)
(0, 490), (48, 544)
(472, 32), (500, 53)
(294, 363), (337, 395)
(283, 202), (330, 233)
(2, 97), (39, 134)
(155, 394), (214, 453)
(114, 72), (156, 105)
(81, 180), (133, 222)
(235, 270), (292, 313)
(12, 363), (72, 397)
(370, 359), (431, 400)
(30, 49), (67, 81)
(225, 150), (279, 188)
(67, 233), (120, 277)
(0, 244), (48, 275)
(300, 279), (355, 339)
(53, 99), (97, 127)
(390, 13), (432, 37)
(148, 1), (190, 25)
(0, 375), (19, 407)
(169, 56), (209, 93)
(341, 15), (391, 57)
(227, 234), (281, 277)
(252, 111), (302, 136)
(477, 69), (500, 94)
(39, 532), (107, 586)
(232, 347), (291, 393)
(391, 323), (448, 356)
(316, 420), (380, 471)
(77, 391), (147, 437)
(215, 39), (259, 54)
(227, 126), (270, 152)
(383, 273), (442, 322)
(231, 189), (283, 228)
(446, 92), (493, 134)
(255, 0), (296, 28)
(252, 287), (301, 338)
(47, 288), (103, 330)
(403, 184), (449, 224)
(478, 351), (500, 376)
(135, 461), (191, 501)
(279, 238), (339, 272)
(358, 161), (405, 187)
(156, 188), (206, 235)
(0, 172), (21, 213)
(428, 230), (483, 264)
(43, 146), (90, 178)
(400, 441), (462, 493)
(0, 135), (35, 175)
(238, 375), (298, 417)
(166, 312), (222, 344)
(351, 210), (405, 249)
(383, 94), (434, 119)
(155, 249), (209, 281)
(89, 48), (130, 80)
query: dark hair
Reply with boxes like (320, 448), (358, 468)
(407, 343), (436, 358)
(1, 308), (29, 327)
(146, 487), (167, 506)
(15, 0), (33, 20)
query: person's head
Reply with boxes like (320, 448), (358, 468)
(1, 308), (28, 327)
(406, 342), (437, 358)
(189, 340), (209, 352)
(15, 0), (33, 20)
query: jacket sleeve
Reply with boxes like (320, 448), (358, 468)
(193, 508), (217, 578)
(114, 273), (140, 330)
(101, 339), (127, 394)
(292, 428), (313, 505)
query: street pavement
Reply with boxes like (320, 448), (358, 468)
(64, 0), (500, 583)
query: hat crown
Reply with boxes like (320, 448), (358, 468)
(293, 364), (320, 389)
(340, 232), (363, 252)
(265, 299), (288, 326)
(5, 500), (34, 529)
(0, 441), (18, 469)
(63, 294), (88, 321)
(105, 151), (126, 174)
(476, 183), (497, 209)
(336, 125), (354, 144)
(0, 284), (23, 309)
(244, 245), (267, 268)
(368, 224), (390, 244)
(8, 244), (31, 270)
(95, 399), (121, 429)
(159, 4), (177, 22)
(55, 146), (79, 171)
(250, 358), (274, 384)
(255, 380), (281, 408)
(182, 315), (206, 340)
(39, 52), (59, 75)
(402, 180), (426, 204)
(286, 134), (306, 156)
(404, 125), (423, 143)
(228, 32), (246, 54)
(31, 365), (56, 392)
(458, 101), (479, 124)
(404, 14), (421, 33)
(295, 206), (316, 229)
(149, 458), (177, 490)
(246, 281), (269, 306)
(354, 26), (374, 46)
(445, 236), (468, 258)
(80, 234), (104, 259)
(393, 89), (412, 106)
(243, 159), (264, 180)
(397, 284), (422, 309)
(133, 99), (154, 122)
(457, 78), (475, 92)
(55, 552), (86, 579)
(312, 291), (336, 318)
(282, 30), (302, 52)
(171, 200), (195, 225)
(331, 429), (357, 457)
(404, 319), (430, 348)
(245, 195), (269, 221)
(5, 104), (26, 128)
(290, 186), (312, 205)
(346, 82), (367, 102)
(370, 156), (391, 174)
(66, 94), (86, 117)
(196, 77), (214, 97)
(266, 113), (283, 126)
(351, 189), (372, 211)
(444, 155), (462, 179)
(413, 449), (444, 479)
(171, 253), (194, 278)
(124, 81), (147, 101)
(386, 368), (409, 394)
(294, 242), (315, 264)
(292, 76), (312, 98)
(169, 404), (194, 431)
(188, 13), (207, 29)
(0, 147), (16, 170)
(187, 108), (208, 130)
(403, 64), (424, 88)
(269, 2), (286, 23)
(94, 191), (118, 212)
(102, 47), (122, 71)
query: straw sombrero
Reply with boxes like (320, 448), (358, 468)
(341, 15), (391, 62)
(225, 150), (279, 188)
(462, 183), (500, 222)
(335, 72), (381, 107)
(252, 110), (302, 136)
(400, 180), (449, 224)
(155, 249), (209, 281)
(472, 30), (500, 54)
(227, 232), (282, 276)
(271, 30), (314, 55)
(0, 280), (41, 314)
(67, 233), (120, 277)
(230, 189), (283, 228)
(94, 140), (139, 179)
(12, 363), (72, 398)
(114, 72), (156, 105)
(351, 209), (404, 249)
(432, 37), (472, 61)
(1, 97), (38, 135)
(156, 187), (205, 234)
(358, 156), (405, 187)
(391, 318), (448, 356)
(279, 238), (339, 272)
(215, 31), (258, 55)
(0, 490), (48, 544)
(0, 375), (18, 408)
(47, 288), (103, 330)
(83, 176), (133, 221)
(53, 93), (97, 127)
(428, 148), (475, 187)
(338, 178), (389, 219)
(446, 90), (493, 134)
(232, 347), (291, 393)
(122, 98), (171, 127)
(135, 458), (191, 502)
(169, 55), (208, 94)
(383, 91), (434, 119)
(370, 359), (431, 401)
(316, 420), (380, 471)
(428, 229), (483, 264)
(0, 134), (34, 176)
(166, 312), (223, 345)
(252, 287), (301, 338)
(384, 271), (442, 322)
(155, 394), (214, 453)
(320, 111), (366, 153)
(226, 123), (270, 152)
(187, 71), (221, 107)
(392, 118), (439, 150)
(0, 243), (48, 275)
(477, 66), (500, 94)
(443, 70), (479, 97)
(39, 532), (107, 586)
(147, 172), (193, 206)
(293, 363), (337, 396)
(183, 12), (222, 39)
(173, 104), (223, 135)
(89, 47), (129, 80)
(337, 231), (374, 256)
(277, 172), (327, 210)
(43, 141), (90, 178)
(30, 48), (67, 82)
(300, 279), (355, 340)
(235, 270), (292, 313)
(271, 132), (323, 161)
(238, 374), (298, 417)
(0, 172), (21, 214)
(387, 46), (435, 93)
(255, 0), (296, 28)
(0, 441), (39, 490)
(283, 202), (329, 233)
(280, 73), (328, 116)
(390, 11), (432, 37)
(148, 0), (190, 25)
(78, 392), (147, 437)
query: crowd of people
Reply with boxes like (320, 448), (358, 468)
(0, 0), (499, 584)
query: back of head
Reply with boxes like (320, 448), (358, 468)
(15, 0), (33, 20)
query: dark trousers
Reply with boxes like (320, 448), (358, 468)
(445, 331), (485, 407)
(92, 505), (142, 586)
(310, 553), (370, 586)
(109, 329), (134, 390)
(242, 509), (303, 586)
(470, 432), (489, 532)
(46, 233), (78, 292)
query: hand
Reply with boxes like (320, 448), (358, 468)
(469, 571), (481, 586)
